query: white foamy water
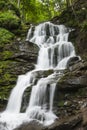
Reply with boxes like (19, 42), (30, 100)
(0, 22), (79, 130)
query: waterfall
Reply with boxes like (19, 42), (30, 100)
(0, 22), (78, 130)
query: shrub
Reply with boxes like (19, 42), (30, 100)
(81, 21), (87, 32)
(0, 11), (21, 30)
(0, 28), (14, 44)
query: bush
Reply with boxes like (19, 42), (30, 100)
(0, 0), (20, 16)
(0, 11), (21, 30)
(0, 28), (14, 44)
(81, 21), (87, 32)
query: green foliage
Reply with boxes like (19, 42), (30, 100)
(0, 51), (13, 60)
(0, 61), (10, 70)
(0, 60), (16, 99)
(0, 0), (20, 16)
(0, 0), (6, 10)
(0, 11), (21, 30)
(81, 21), (87, 32)
(10, 0), (63, 24)
(0, 28), (14, 44)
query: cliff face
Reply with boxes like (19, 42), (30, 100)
(49, 0), (87, 129)
(51, 0), (87, 60)
(0, 40), (39, 111)
(0, 0), (87, 129)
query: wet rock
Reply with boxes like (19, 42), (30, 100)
(14, 121), (43, 130)
(45, 115), (82, 130)
(57, 60), (87, 92)
(67, 56), (80, 67)
(82, 108), (87, 127)
(21, 69), (54, 112)
(0, 40), (39, 108)
(0, 122), (8, 130)
(69, 60), (84, 71)
(57, 75), (87, 92)
(11, 41), (39, 62)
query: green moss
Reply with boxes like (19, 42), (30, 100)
(58, 71), (77, 83)
(0, 85), (14, 99)
(80, 21), (87, 32)
(0, 51), (13, 60)
(58, 73), (69, 83)
(0, 28), (14, 44)
(58, 100), (65, 107)
(44, 69), (54, 77)
(77, 88), (87, 96)
(0, 11), (21, 30)
(0, 60), (17, 99)
(4, 73), (11, 81)
(0, 61), (10, 69)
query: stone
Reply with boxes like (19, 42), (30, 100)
(14, 121), (43, 130)
(0, 40), (39, 109)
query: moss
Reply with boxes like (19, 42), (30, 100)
(0, 11), (21, 30)
(58, 73), (69, 83)
(0, 60), (17, 99)
(44, 69), (54, 77)
(0, 61), (10, 70)
(58, 100), (65, 107)
(0, 51), (13, 60)
(80, 21), (87, 32)
(0, 60), (16, 83)
(0, 28), (14, 44)
(0, 85), (14, 99)
(58, 71), (77, 83)
(77, 88), (87, 96)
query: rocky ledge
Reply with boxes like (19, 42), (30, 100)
(0, 40), (39, 111)
(11, 59), (87, 130)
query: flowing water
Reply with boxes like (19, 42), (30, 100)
(0, 22), (78, 130)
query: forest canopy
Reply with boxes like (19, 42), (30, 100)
(9, 0), (73, 23)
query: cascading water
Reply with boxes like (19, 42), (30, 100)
(0, 22), (79, 130)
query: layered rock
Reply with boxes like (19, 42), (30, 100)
(0, 40), (39, 110)
(13, 60), (87, 130)
(51, 0), (87, 60)
(0, 0), (87, 129)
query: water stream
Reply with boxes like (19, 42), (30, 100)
(0, 22), (78, 130)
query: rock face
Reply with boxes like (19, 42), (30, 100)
(0, 40), (39, 110)
(14, 121), (43, 130)
(13, 60), (87, 130)
(49, 2), (87, 128)
(52, 60), (87, 130)
(51, 0), (87, 60)
(0, 0), (21, 109)
(0, 0), (87, 130)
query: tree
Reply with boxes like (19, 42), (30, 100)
(10, 0), (74, 24)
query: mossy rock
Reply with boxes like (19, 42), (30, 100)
(0, 51), (13, 60)
(80, 20), (87, 32)
(0, 11), (21, 30)
(0, 60), (17, 99)
(0, 28), (14, 44)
